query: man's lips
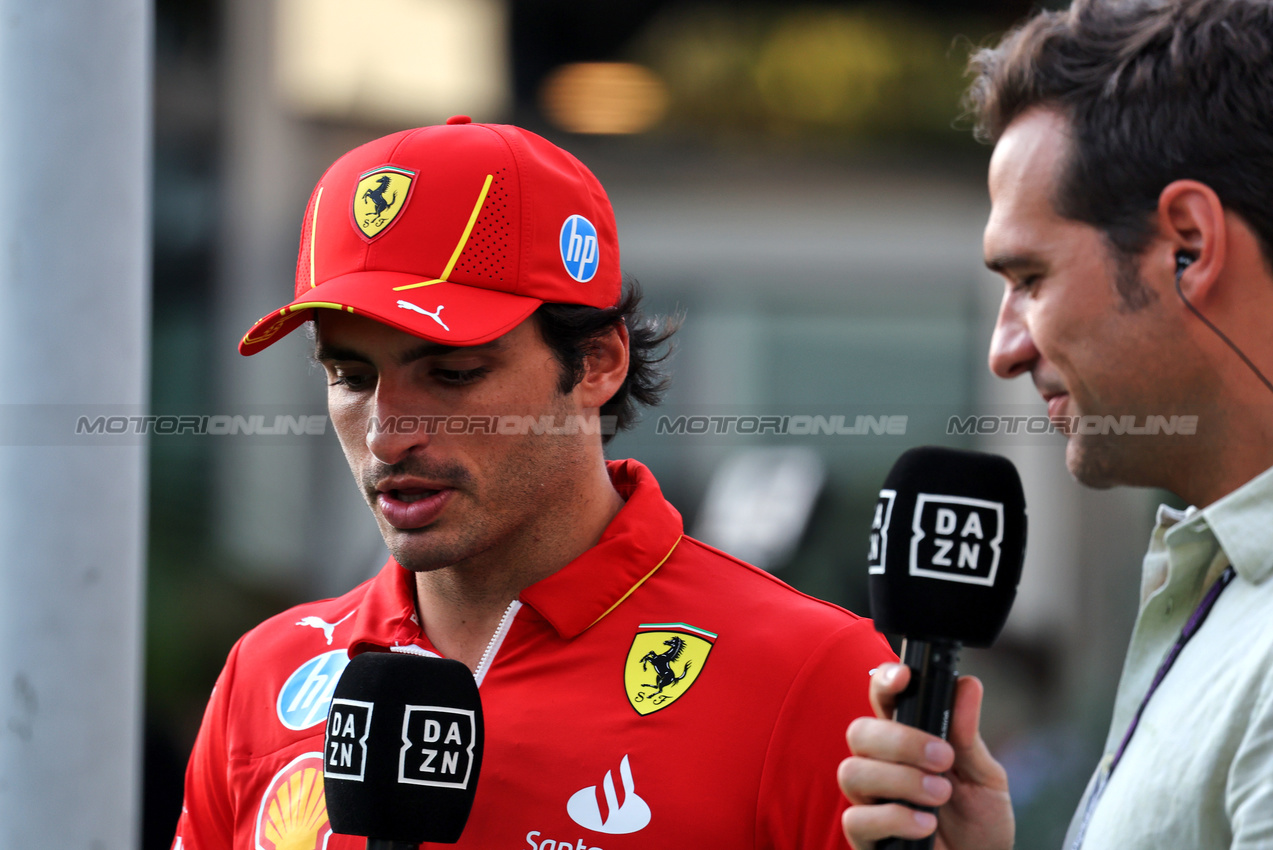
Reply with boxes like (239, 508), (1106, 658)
(374, 479), (455, 529)
(1045, 392), (1070, 419)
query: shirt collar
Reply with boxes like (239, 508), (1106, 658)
(520, 458), (683, 639)
(1162, 462), (1273, 585)
(346, 458), (684, 652)
(346, 557), (427, 656)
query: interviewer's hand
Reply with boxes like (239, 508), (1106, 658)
(838, 662), (1014, 850)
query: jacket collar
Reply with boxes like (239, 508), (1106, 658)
(346, 458), (683, 653)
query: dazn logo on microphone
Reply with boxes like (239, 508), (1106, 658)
(399, 706), (478, 791)
(908, 494), (1004, 587)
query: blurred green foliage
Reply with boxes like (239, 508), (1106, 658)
(633, 4), (1005, 145)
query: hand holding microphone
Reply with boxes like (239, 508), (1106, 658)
(840, 447), (1023, 850)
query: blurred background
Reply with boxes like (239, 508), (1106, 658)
(148, 1), (1167, 847)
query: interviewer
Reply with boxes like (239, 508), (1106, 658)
(840, 1), (1273, 847)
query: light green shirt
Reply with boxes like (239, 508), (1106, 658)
(1064, 463), (1273, 849)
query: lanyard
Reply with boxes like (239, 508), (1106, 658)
(1070, 564), (1237, 850)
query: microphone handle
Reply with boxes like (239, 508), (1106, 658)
(366, 840), (419, 850)
(878, 637), (962, 850)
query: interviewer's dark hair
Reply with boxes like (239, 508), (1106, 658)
(965, 0), (1273, 303)
(534, 280), (680, 444)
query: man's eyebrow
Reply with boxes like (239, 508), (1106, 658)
(984, 254), (1042, 275)
(313, 343), (368, 364)
(314, 337), (503, 365)
(397, 338), (502, 365)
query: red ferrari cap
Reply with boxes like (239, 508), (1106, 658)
(239, 117), (621, 355)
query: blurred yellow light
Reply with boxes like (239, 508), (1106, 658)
(275, 0), (509, 125)
(540, 62), (669, 135)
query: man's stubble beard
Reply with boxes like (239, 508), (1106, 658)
(374, 398), (592, 577)
(1063, 253), (1207, 491)
(1065, 430), (1147, 490)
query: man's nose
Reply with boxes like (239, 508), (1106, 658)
(988, 289), (1039, 380)
(365, 379), (432, 465)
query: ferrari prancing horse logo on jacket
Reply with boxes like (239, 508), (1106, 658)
(623, 623), (716, 716)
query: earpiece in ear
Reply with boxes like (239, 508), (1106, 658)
(1175, 251), (1195, 278)
(1171, 248), (1273, 396)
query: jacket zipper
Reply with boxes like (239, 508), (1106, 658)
(474, 599), (521, 687)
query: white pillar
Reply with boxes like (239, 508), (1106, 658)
(0, 2), (151, 848)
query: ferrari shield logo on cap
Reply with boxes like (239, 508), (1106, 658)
(353, 166), (415, 240)
(623, 623), (715, 716)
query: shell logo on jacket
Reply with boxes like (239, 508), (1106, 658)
(254, 753), (331, 850)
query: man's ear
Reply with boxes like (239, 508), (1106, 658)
(574, 322), (629, 410)
(1156, 179), (1227, 305)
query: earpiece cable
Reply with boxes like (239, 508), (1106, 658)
(1174, 260), (1273, 395)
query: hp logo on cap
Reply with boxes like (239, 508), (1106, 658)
(560, 215), (600, 282)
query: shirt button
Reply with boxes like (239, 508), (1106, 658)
(1164, 597), (1175, 616)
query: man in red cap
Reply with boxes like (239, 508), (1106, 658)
(174, 118), (895, 850)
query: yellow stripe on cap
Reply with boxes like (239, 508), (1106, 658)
(240, 301), (353, 347)
(286, 302), (354, 313)
(308, 187), (323, 288)
(394, 173), (494, 292)
(394, 278), (445, 290)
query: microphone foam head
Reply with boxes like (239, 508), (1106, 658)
(324, 652), (483, 844)
(867, 446), (1027, 647)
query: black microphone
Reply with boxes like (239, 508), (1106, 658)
(867, 446), (1027, 850)
(324, 652), (484, 848)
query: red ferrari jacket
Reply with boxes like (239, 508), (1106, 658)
(174, 459), (896, 850)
